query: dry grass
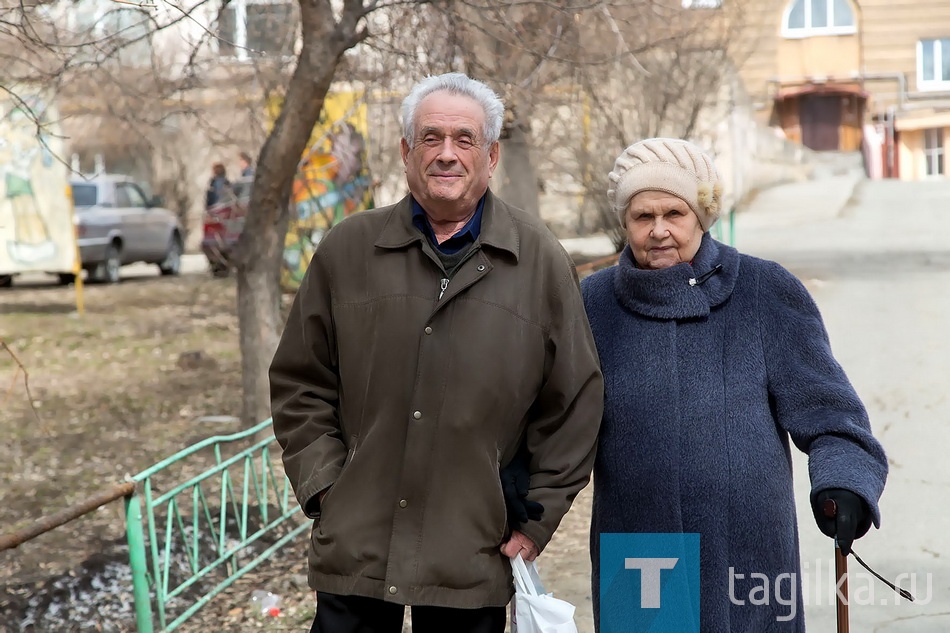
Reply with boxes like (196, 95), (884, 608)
(0, 274), (322, 631)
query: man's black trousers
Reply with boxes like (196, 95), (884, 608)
(310, 591), (507, 633)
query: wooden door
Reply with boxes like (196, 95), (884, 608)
(800, 95), (842, 151)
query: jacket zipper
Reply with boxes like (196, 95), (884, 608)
(436, 246), (482, 303)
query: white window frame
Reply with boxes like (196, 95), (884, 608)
(924, 128), (944, 178)
(781, 0), (857, 39)
(216, 0), (296, 62)
(917, 38), (950, 91)
(682, 0), (722, 8)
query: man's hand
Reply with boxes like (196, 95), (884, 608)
(500, 530), (540, 562)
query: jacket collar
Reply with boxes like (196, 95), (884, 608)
(612, 232), (740, 320)
(374, 190), (520, 260)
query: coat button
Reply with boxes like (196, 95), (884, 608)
(477, 264), (486, 272)
(412, 411), (422, 420)
(399, 499), (408, 508)
(424, 326), (432, 335)
(389, 585), (398, 595)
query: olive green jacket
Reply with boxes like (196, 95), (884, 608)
(270, 191), (603, 608)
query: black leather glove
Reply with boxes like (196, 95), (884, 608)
(499, 447), (544, 531)
(304, 494), (321, 518)
(812, 488), (872, 556)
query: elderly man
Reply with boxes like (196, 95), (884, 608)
(270, 72), (603, 633)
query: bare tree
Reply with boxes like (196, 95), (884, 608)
(3, 0), (322, 425)
(562, 1), (754, 250)
(232, 0), (379, 426)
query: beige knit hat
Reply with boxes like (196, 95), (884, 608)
(606, 138), (723, 231)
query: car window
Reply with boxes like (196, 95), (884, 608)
(71, 184), (97, 207)
(131, 183), (152, 205)
(114, 184), (131, 207)
(123, 183), (148, 207)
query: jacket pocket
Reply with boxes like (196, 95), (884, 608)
(492, 447), (509, 543)
(320, 436), (358, 512)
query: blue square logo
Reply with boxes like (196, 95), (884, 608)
(600, 533), (700, 633)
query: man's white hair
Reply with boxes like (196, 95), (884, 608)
(401, 72), (505, 147)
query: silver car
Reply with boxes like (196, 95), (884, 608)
(69, 174), (184, 284)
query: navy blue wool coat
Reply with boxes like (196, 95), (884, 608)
(581, 233), (887, 632)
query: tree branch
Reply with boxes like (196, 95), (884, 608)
(1, 340), (43, 427)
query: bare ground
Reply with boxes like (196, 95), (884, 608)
(0, 273), (322, 631)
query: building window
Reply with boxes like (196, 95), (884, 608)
(918, 38), (950, 90)
(66, 0), (152, 64)
(782, 0), (856, 38)
(924, 128), (944, 177)
(682, 0), (722, 8)
(217, 0), (297, 60)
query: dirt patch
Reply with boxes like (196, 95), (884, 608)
(0, 274), (322, 631)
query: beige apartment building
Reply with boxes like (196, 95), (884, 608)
(735, 0), (950, 180)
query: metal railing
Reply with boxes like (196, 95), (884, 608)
(125, 418), (310, 632)
(712, 207), (737, 246)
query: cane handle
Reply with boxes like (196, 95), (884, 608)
(823, 498), (838, 519)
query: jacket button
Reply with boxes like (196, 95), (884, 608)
(424, 326), (432, 335)
(389, 585), (398, 595)
(477, 264), (486, 272)
(412, 411), (422, 420)
(399, 499), (408, 508)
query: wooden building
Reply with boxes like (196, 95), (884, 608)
(733, 0), (950, 179)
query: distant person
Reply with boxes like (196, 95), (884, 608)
(269, 72), (604, 633)
(206, 162), (230, 208)
(239, 151), (255, 178)
(583, 138), (888, 632)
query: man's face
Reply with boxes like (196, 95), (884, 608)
(400, 91), (499, 219)
(625, 190), (704, 270)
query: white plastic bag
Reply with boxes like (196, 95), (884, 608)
(510, 553), (578, 633)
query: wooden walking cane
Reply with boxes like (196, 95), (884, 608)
(823, 499), (849, 633)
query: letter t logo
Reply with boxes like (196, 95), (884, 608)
(625, 558), (679, 608)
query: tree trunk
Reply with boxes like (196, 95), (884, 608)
(233, 0), (366, 427)
(497, 114), (540, 217)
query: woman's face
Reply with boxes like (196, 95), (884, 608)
(625, 190), (704, 270)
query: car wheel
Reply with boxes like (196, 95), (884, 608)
(58, 273), (76, 286)
(159, 237), (182, 276)
(92, 244), (121, 284)
(0, 274), (12, 288)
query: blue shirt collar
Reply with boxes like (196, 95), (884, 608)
(411, 195), (485, 254)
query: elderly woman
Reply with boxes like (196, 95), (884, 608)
(582, 138), (888, 632)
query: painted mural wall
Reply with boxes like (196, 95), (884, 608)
(275, 91), (375, 292)
(0, 90), (76, 275)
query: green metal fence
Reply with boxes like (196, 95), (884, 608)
(712, 206), (737, 247)
(124, 418), (309, 632)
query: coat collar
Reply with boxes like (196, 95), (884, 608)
(612, 232), (740, 320)
(374, 190), (520, 260)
